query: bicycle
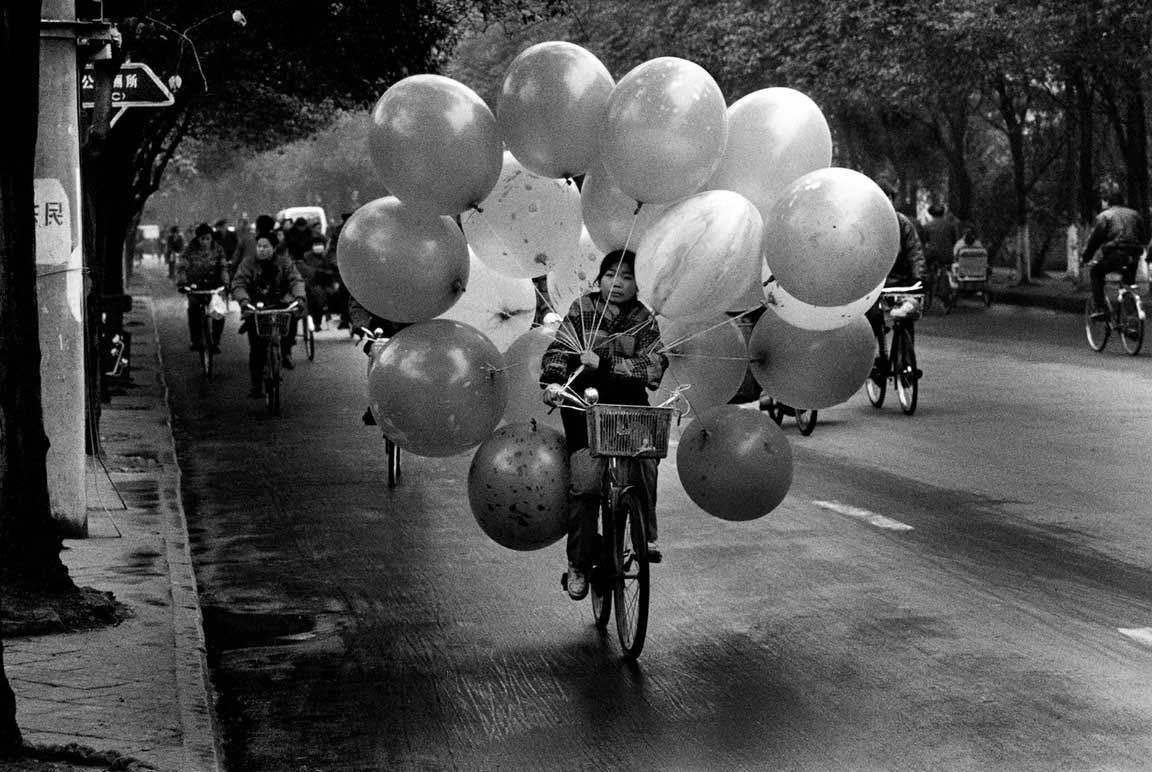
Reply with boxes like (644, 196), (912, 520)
(179, 285), (226, 377)
(300, 313), (316, 362)
(1085, 271), (1145, 356)
(555, 387), (680, 660)
(361, 329), (401, 487)
(247, 301), (301, 416)
(865, 283), (923, 416)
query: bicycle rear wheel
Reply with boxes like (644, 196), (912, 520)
(1118, 293), (1144, 356)
(795, 409), (817, 436)
(892, 327), (918, 415)
(1084, 299), (1109, 351)
(613, 490), (650, 659)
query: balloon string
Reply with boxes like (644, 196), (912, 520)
(649, 304), (765, 357)
(663, 353), (748, 361)
(587, 202), (643, 353)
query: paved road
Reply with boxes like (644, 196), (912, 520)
(150, 266), (1152, 772)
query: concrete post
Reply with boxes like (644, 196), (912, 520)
(37, 0), (88, 537)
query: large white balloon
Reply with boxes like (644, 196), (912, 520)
(762, 258), (884, 331)
(707, 88), (833, 221)
(461, 152), (583, 278)
(545, 227), (601, 317)
(635, 190), (764, 322)
(762, 168), (899, 308)
(438, 249), (537, 350)
(580, 165), (669, 255)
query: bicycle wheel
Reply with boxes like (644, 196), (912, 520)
(200, 313), (214, 377)
(613, 489), (650, 659)
(385, 436), (401, 488)
(892, 327), (918, 415)
(940, 278), (956, 315)
(1118, 293), (1144, 356)
(304, 316), (316, 361)
(589, 502), (612, 630)
(795, 409), (817, 436)
(765, 398), (784, 425)
(865, 339), (886, 408)
(265, 342), (281, 416)
(922, 269), (935, 313)
(1084, 299), (1109, 351)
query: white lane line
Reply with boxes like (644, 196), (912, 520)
(1118, 627), (1152, 647)
(813, 500), (914, 532)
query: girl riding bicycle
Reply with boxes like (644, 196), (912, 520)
(540, 250), (668, 601)
(175, 222), (230, 354)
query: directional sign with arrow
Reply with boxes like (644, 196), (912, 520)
(80, 61), (174, 126)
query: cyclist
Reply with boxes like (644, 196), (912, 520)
(348, 294), (406, 426)
(175, 222), (230, 355)
(231, 233), (306, 398)
(866, 195), (926, 384)
(1081, 188), (1149, 321)
(540, 249), (668, 601)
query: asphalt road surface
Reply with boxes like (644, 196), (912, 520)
(147, 265), (1152, 772)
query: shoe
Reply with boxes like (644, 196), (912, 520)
(362, 407), (377, 426)
(566, 564), (588, 600)
(646, 543), (662, 563)
(281, 354), (295, 370)
(248, 387), (264, 399)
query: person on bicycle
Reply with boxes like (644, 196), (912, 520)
(231, 233), (306, 398)
(1082, 187), (1149, 321)
(348, 294), (406, 426)
(920, 202), (957, 280)
(175, 222), (230, 355)
(865, 192), (926, 386)
(540, 249), (668, 601)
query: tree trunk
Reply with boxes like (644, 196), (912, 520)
(1121, 67), (1148, 215)
(996, 78), (1031, 282)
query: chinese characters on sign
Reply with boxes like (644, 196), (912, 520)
(34, 179), (71, 266)
(80, 62), (174, 126)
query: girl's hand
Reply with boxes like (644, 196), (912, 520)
(542, 383), (565, 407)
(579, 351), (600, 369)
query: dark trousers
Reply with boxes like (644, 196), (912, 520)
(186, 301), (224, 349)
(1089, 251), (1139, 309)
(246, 325), (294, 389)
(567, 449), (658, 570)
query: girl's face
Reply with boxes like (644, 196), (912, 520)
(197, 234), (213, 248)
(255, 238), (275, 260)
(599, 261), (637, 304)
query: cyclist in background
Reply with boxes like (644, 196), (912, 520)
(1081, 188), (1149, 321)
(866, 194), (927, 342)
(175, 222), (230, 354)
(540, 249), (667, 601)
(349, 294), (406, 426)
(231, 233), (306, 398)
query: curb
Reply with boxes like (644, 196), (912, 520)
(145, 294), (225, 772)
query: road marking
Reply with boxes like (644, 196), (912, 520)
(813, 500), (914, 531)
(1118, 627), (1152, 647)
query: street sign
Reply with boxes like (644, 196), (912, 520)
(80, 62), (174, 126)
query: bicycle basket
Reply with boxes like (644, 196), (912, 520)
(586, 404), (673, 458)
(254, 310), (293, 338)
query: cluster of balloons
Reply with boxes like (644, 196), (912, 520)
(339, 41), (903, 549)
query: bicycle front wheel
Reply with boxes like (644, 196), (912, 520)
(1084, 299), (1109, 351)
(892, 327), (918, 415)
(613, 490), (650, 659)
(304, 316), (316, 361)
(385, 436), (401, 488)
(795, 409), (817, 436)
(590, 501), (612, 629)
(1118, 294), (1144, 356)
(865, 338), (886, 408)
(200, 312), (213, 377)
(265, 342), (281, 416)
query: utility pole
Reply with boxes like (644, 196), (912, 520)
(37, 0), (87, 536)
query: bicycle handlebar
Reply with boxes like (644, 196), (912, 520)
(180, 285), (226, 295)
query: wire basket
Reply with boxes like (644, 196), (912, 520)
(586, 404), (674, 459)
(253, 309), (293, 338)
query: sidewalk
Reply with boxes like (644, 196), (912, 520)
(5, 280), (222, 772)
(0, 260), (1098, 772)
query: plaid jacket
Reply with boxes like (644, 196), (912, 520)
(540, 293), (666, 398)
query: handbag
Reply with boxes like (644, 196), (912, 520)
(208, 291), (228, 320)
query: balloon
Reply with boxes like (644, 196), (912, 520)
(601, 57), (728, 203)
(707, 88), (833, 221)
(461, 152), (583, 278)
(747, 308), (875, 409)
(652, 315), (749, 412)
(580, 165), (669, 254)
(337, 197), (469, 323)
(497, 41), (615, 178)
(635, 190), (764, 322)
(762, 269), (883, 331)
(439, 248), (536, 350)
(368, 320), (507, 457)
(468, 422), (570, 550)
(499, 327), (564, 430)
(368, 74), (502, 215)
(762, 168), (899, 307)
(545, 227), (601, 317)
(676, 405), (793, 521)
